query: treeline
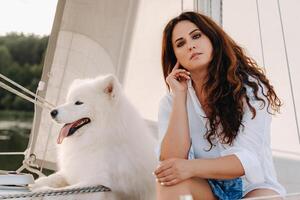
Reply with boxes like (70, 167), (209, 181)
(0, 33), (48, 111)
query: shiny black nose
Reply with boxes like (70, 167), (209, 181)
(50, 109), (58, 118)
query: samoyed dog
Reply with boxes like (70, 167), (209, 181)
(31, 74), (158, 200)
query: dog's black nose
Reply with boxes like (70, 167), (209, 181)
(50, 109), (58, 118)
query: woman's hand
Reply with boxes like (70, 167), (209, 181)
(166, 62), (190, 95)
(154, 158), (193, 186)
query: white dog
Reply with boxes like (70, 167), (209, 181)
(31, 74), (158, 200)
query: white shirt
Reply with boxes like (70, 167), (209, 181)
(157, 79), (286, 196)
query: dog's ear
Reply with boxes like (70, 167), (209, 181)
(102, 74), (118, 98)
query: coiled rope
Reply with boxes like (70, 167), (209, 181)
(0, 185), (111, 199)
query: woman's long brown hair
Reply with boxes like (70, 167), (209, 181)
(161, 12), (282, 150)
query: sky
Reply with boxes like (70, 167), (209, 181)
(0, 0), (58, 36)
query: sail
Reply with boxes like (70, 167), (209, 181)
(29, 0), (139, 169)
(222, 0), (300, 193)
(222, 0), (300, 154)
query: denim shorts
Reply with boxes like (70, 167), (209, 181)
(208, 178), (243, 200)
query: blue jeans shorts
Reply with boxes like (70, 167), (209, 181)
(208, 178), (243, 200)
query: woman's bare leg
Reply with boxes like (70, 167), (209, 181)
(244, 189), (282, 199)
(156, 178), (216, 200)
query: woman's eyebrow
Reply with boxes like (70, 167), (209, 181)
(174, 37), (183, 43)
(189, 29), (200, 35)
(174, 29), (201, 43)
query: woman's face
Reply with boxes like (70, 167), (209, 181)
(172, 20), (213, 72)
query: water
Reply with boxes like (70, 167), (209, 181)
(0, 118), (32, 171)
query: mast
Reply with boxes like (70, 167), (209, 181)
(195, 0), (222, 26)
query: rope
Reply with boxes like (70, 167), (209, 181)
(0, 73), (53, 175)
(16, 154), (45, 178)
(0, 152), (24, 155)
(181, 0), (183, 12)
(0, 185), (111, 199)
(0, 73), (54, 110)
(277, 0), (300, 144)
(220, 0), (223, 27)
(255, 0), (266, 71)
(23, 90), (40, 167)
(209, 0), (212, 18)
(0, 81), (50, 110)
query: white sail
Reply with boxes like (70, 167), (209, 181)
(29, 0), (139, 169)
(223, 0), (300, 155)
(222, 0), (300, 193)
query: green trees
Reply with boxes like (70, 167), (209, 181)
(0, 33), (48, 111)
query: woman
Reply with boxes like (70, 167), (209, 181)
(154, 11), (286, 200)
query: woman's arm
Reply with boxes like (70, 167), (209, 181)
(154, 155), (244, 186)
(159, 91), (191, 160)
(159, 62), (191, 161)
(190, 155), (244, 179)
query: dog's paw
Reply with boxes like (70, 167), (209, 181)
(30, 185), (53, 192)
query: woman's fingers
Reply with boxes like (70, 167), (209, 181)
(155, 168), (173, 179)
(154, 163), (172, 175)
(165, 63), (190, 92)
(172, 61), (180, 71)
(175, 72), (190, 81)
(157, 174), (176, 183)
(161, 178), (180, 186)
(154, 159), (189, 187)
(169, 69), (190, 80)
(172, 68), (190, 75)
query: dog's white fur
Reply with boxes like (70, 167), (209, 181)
(32, 74), (158, 200)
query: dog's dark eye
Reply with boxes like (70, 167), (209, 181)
(75, 101), (83, 105)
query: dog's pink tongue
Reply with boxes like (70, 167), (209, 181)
(57, 124), (72, 144)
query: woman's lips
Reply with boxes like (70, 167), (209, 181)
(190, 52), (202, 60)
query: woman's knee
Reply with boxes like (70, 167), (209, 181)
(156, 178), (216, 200)
(156, 179), (192, 200)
